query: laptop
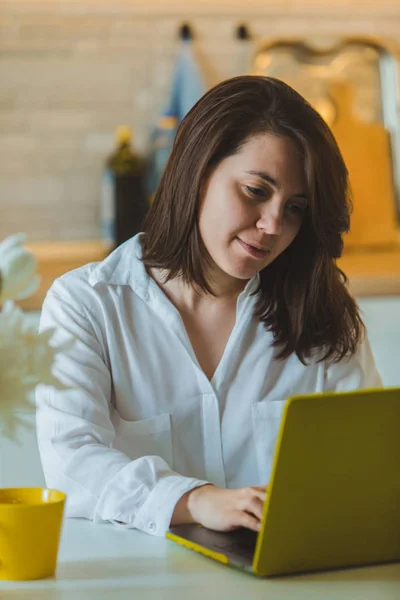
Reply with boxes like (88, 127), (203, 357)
(167, 387), (400, 577)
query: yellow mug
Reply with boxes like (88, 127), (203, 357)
(0, 487), (66, 580)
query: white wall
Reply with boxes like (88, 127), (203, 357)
(1, 1), (400, 240)
(358, 297), (400, 388)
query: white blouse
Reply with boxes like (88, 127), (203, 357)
(36, 235), (382, 536)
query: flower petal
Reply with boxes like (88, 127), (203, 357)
(0, 233), (26, 254)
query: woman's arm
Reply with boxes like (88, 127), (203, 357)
(324, 332), (383, 392)
(36, 276), (208, 537)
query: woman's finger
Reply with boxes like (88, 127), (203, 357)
(238, 487), (266, 508)
(236, 492), (264, 520)
(251, 489), (267, 504)
(237, 511), (261, 532)
(247, 496), (265, 521)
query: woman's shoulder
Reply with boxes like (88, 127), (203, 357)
(44, 235), (147, 313)
(323, 332), (383, 392)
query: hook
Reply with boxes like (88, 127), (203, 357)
(236, 24), (250, 41)
(179, 23), (193, 41)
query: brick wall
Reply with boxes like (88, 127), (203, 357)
(1, 1), (400, 241)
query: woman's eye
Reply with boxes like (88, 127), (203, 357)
(286, 203), (305, 215)
(245, 185), (265, 197)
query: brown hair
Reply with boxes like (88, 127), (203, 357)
(142, 75), (364, 363)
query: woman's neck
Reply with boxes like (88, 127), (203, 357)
(150, 267), (248, 312)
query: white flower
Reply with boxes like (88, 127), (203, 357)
(0, 302), (73, 439)
(0, 234), (72, 440)
(0, 233), (40, 303)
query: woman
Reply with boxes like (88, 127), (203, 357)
(36, 76), (382, 537)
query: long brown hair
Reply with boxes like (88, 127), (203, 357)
(142, 75), (364, 363)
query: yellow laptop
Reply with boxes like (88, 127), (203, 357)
(167, 387), (400, 577)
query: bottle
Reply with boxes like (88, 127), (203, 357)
(146, 114), (179, 202)
(100, 125), (148, 248)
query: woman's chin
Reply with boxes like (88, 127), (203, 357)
(225, 261), (264, 281)
(210, 251), (270, 284)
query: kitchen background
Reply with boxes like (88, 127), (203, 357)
(2, 0), (400, 241)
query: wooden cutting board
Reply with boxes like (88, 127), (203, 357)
(329, 81), (399, 249)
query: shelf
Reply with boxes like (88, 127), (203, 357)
(14, 240), (400, 311)
(338, 247), (400, 297)
(17, 241), (110, 311)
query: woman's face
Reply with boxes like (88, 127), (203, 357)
(198, 133), (308, 286)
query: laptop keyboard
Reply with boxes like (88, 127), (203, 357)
(169, 524), (257, 566)
(207, 529), (257, 559)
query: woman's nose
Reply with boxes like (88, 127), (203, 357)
(256, 207), (283, 236)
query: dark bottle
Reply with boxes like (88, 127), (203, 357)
(100, 125), (148, 248)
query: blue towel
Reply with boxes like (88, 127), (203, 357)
(162, 39), (206, 122)
(146, 40), (206, 197)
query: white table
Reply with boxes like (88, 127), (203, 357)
(0, 518), (399, 600)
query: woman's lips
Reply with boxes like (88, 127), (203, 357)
(237, 238), (270, 259)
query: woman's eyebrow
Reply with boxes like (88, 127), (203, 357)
(246, 170), (308, 200)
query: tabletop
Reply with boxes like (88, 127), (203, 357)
(0, 518), (399, 600)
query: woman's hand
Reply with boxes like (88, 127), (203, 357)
(171, 484), (267, 532)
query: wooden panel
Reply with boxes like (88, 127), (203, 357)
(330, 81), (399, 249)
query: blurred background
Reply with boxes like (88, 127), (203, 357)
(1, 0), (399, 374)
